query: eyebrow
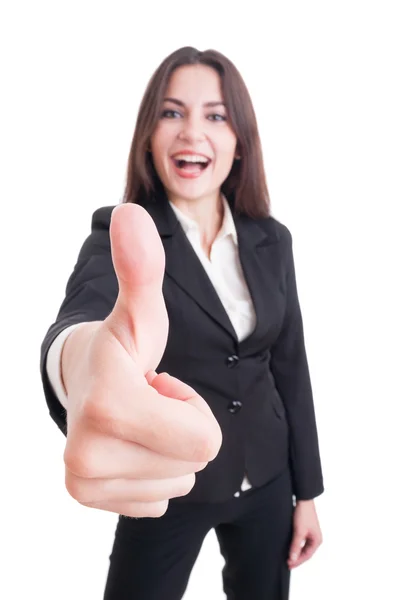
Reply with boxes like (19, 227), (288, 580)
(163, 97), (226, 108)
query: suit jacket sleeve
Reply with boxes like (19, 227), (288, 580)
(39, 206), (118, 437)
(270, 225), (324, 501)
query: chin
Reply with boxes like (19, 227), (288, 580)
(167, 177), (225, 201)
(171, 187), (218, 203)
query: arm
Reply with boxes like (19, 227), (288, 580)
(270, 226), (324, 501)
(46, 324), (85, 409)
(39, 206), (118, 435)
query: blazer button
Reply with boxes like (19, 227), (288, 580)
(227, 400), (242, 414)
(226, 355), (239, 368)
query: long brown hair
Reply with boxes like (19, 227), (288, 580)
(123, 47), (271, 219)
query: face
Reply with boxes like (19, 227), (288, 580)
(150, 65), (238, 205)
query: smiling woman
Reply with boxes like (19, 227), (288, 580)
(40, 44), (324, 600)
(123, 46), (271, 220)
(150, 65), (239, 205)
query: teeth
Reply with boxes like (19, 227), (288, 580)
(173, 154), (209, 163)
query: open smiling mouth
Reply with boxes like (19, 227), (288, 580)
(171, 154), (212, 176)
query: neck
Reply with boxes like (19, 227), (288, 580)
(169, 192), (224, 247)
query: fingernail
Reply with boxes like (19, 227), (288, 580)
(290, 553), (297, 561)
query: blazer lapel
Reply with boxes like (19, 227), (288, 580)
(233, 212), (281, 347)
(142, 195), (281, 344)
(143, 196), (238, 340)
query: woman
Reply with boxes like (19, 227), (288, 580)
(40, 46), (324, 599)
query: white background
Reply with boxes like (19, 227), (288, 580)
(1, 1), (397, 598)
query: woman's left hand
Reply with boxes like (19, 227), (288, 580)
(287, 499), (323, 569)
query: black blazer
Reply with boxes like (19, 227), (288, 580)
(40, 195), (324, 503)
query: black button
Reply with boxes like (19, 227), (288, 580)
(227, 400), (242, 414)
(226, 354), (239, 368)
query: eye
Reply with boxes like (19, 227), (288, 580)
(207, 114), (227, 122)
(161, 109), (182, 119)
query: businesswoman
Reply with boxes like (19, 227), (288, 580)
(40, 47), (324, 599)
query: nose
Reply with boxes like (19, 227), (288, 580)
(177, 115), (206, 144)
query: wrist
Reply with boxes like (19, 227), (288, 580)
(61, 321), (101, 396)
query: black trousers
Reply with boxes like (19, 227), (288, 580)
(103, 467), (294, 600)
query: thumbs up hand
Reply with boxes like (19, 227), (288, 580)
(62, 204), (222, 518)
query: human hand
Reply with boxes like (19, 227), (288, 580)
(63, 203), (222, 518)
(287, 499), (323, 569)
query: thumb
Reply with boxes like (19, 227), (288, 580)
(105, 203), (169, 372)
